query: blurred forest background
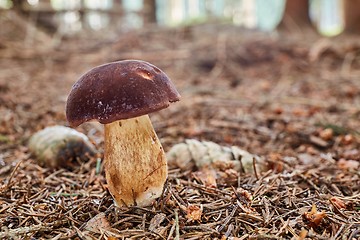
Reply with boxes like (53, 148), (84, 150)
(0, 0), (356, 37)
(1, 0), (360, 239)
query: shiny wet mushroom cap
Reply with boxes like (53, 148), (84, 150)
(66, 60), (180, 127)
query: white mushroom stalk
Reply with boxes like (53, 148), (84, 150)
(104, 115), (167, 206)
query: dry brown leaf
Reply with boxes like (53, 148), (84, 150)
(337, 158), (359, 170)
(107, 237), (118, 240)
(268, 152), (284, 172)
(186, 204), (203, 222)
(319, 128), (333, 141)
(233, 187), (253, 203)
(292, 107), (308, 117)
(193, 167), (217, 188)
(212, 159), (236, 171)
(84, 212), (111, 233)
(216, 168), (239, 185)
(302, 204), (326, 229)
(297, 229), (308, 240)
(330, 196), (354, 212)
(220, 236), (243, 240)
(341, 134), (354, 145)
(149, 213), (166, 232)
(330, 196), (347, 210)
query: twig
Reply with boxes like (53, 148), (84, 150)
(341, 52), (356, 77)
(0, 225), (53, 238)
(167, 219), (176, 240)
(331, 223), (345, 240)
(253, 157), (259, 180)
(224, 223), (234, 237)
(174, 209), (180, 240)
(217, 205), (238, 232)
(1, 159), (23, 192)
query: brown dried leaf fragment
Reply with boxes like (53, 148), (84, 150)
(193, 167), (217, 188)
(337, 158), (359, 170)
(149, 213), (166, 232)
(319, 128), (333, 141)
(107, 237), (118, 240)
(330, 196), (346, 210)
(186, 204), (203, 222)
(267, 152), (284, 172)
(233, 187), (253, 202)
(302, 204), (327, 229)
(84, 212), (111, 233)
(341, 134), (354, 145)
(217, 168), (239, 186)
(298, 229), (308, 240)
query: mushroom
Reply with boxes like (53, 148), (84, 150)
(66, 60), (180, 207)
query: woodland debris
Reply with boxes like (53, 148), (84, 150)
(302, 204), (327, 229)
(84, 212), (111, 233)
(166, 139), (266, 174)
(186, 204), (203, 222)
(337, 158), (359, 171)
(330, 197), (347, 210)
(193, 167), (218, 188)
(1, 19), (360, 239)
(28, 125), (97, 169)
(149, 213), (166, 232)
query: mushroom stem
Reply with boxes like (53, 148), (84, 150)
(104, 114), (167, 207)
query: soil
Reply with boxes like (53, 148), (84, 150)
(0, 11), (359, 239)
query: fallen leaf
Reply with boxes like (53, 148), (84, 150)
(233, 187), (253, 202)
(186, 204), (203, 222)
(268, 152), (284, 172)
(292, 107), (307, 117)
(298, 153), (318, 165)
(343, 149), (359, 160)
(212, 159), (236, 171)
(309, 135), (329, 148)
(85, 212), (111, 233)
(217, 168), (239, 186)
(107, 237), (118, 240)
(337, 158), (359, 170)
(149, 213), (166, 232)
(341, 134), (354, 145)
(302, 204), (326, 229)
(319, 128), (333, 141)
(193, 167), (217, 188)
(330, 196), (354, 211)
(330, 197), (346, 210)
(298, 229), (308, 240)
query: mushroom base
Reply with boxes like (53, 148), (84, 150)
(104, 115), (167, 207)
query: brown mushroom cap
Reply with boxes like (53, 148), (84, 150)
(66, 60), (180, 127)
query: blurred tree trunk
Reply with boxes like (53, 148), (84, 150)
(343, 0), (360, 34)
(79, 0), (86, 29)
(114, 0), (123, 12)
(278, 0), (314, 32)
(143, 0), (157, 24)
(111, 0), (123, 29)
(12, 0), (27, 15)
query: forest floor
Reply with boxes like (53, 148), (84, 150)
(0, 11), (359, 239)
